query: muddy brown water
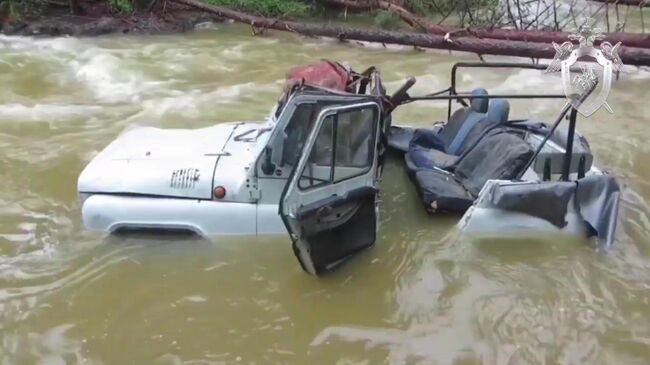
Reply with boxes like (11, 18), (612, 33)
(1, 23), (649, 364)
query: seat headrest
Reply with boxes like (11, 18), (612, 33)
(470, 88), (489, 113)
(487, 99), (510, 125)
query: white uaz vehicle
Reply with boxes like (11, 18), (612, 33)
(79, 62), (621, 275)
(79, 69), (393, 275)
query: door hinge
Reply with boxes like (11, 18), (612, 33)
(249, 184), (261, 201)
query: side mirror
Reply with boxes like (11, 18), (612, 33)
(261, 147), (276, 175)
(269, 131), (287, 167)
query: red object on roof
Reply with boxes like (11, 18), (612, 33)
(287, 61), (351, 91)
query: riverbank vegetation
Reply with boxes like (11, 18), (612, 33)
(202, 0), (310, 17)
(2, 0), (650, 66)
(0, 0), (535, 24)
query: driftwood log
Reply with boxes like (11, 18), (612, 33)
(588, 0), (649, 6)
(320, 0), (650, 49)
(173, 0), (650, 66)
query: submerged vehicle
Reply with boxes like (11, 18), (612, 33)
(79, 62), (395, 274)
(78, 61), (620, 275)
(388, 62), (620, 249)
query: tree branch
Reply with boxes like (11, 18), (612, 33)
(173, 0), (650, 66)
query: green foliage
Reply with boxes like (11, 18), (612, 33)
(202, 0), (309, 17)
(373, 10), (401, 30)
(405, 0), (499, 16)
(403, 0), (502, 27)
(0, 0), (17, 21)
(110, 0), (134, 13)
(0, 0), (43, 21)
(405, 0), (455, 15)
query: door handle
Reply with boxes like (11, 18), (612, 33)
(315, 205), (334, 220)
(295, 187), (378, 220)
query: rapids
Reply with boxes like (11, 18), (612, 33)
(1, 23), (649, 364)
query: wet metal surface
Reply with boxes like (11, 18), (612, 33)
(1, 24), (649, 364)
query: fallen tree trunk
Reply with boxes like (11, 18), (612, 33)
(321, 0), (650, 48)
(318, 0), (436, 32)
(174, 0), (650, 66)
(443, 27), (650, 49)
(588, 0), (649, 6)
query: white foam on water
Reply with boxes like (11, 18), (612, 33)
(620, 66), (650, 81)
(0, 34), (83, 54)
(160, 47), (238, 74)
(0, 233), (35, 244)
(0, 103), (104, 122)
(179, 295), (208, 303)
(136, 92), (202, 120)
(194, 21), (220, 31)
(0, 323), (103, 365)
(71, 50), (171, 103)
(311, 324), (464, 365)
(351, 40), (414, 51)
(209, 81), (278, 101)
(302, 37), (418, 53)
(222, 44), (246, 59)
(384, 74), (443, 95)
(492, 68), (562, 93)
(1, 35), (178, 105)
(124, 81), (280, 123)
(0, 59), (15, 68)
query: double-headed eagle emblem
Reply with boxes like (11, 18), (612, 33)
(546, 23), (624, 73)
(545, 21), (624, 116)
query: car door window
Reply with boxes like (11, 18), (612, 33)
(282, 103), (318, 168)
(334, 107), (375, 181)
(298, 115), (334, 189)
(298, 106), (377, 190)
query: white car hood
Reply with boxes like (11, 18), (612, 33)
(78, 123), (239, 199)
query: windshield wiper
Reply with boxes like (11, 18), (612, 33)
(233, 126), (273, 142)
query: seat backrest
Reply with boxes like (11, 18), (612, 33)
(532, 129), (593, 177)
(438, 88), (489, 151)
(454, 131), (533, 196)
(486, 99), (509, 125)
(455, 99), (511, 156)
(444, 89), (490, 154)
(447, 97), (509, 156)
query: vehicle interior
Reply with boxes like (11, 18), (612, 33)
(274, 61), (618, 275)
(386, 62), (597, 214)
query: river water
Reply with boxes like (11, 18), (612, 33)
(1, 24), (649, 364)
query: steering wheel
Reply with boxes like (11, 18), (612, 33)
(389, 76), (416, 109)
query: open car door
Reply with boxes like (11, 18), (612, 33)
(280, 101), (382, 275)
